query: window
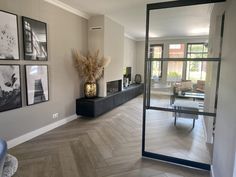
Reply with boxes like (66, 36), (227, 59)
(186, 43), (208, 82)
(150, 44), (163, 80)
(167, 44), (185, 81)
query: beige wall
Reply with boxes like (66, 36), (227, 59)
(124, 37), (137, 82)
(0, 0), (88, 141)
(212, 1), (236, 177)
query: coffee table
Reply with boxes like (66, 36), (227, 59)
(170, 92), (205, 105)
(172, 100), (200, 128)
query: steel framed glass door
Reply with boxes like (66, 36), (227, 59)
(142, 0), (226, 170)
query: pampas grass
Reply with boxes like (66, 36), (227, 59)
(72, 49), (111, 82)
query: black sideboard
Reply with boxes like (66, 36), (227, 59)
(76, 84), (144, 117)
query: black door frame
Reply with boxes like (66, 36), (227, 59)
(142, 0), (226, 171)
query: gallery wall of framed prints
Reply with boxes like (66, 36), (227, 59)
(0, 65), (22, 112)
(0, 9), (49, 113)
(0, 10), (20, 60)
(22, 17), (48, 61)
(25, 65), (49, 106)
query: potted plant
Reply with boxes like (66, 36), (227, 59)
(72, 50), (110, 98)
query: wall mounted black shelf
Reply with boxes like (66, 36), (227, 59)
(76, 84), (144, 117)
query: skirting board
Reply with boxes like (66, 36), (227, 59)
(7, 114), (78, 149)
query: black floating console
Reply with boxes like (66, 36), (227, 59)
(76, 84), (144, 117)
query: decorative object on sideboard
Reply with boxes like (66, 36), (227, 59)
(22, 17), (48, 61)
(123, 67), (132, 88)
(72, 50), (110, 98)
(0, 65), (22, 112)
(135, 74), (142, 84)
(25, 65), (49, 105)
(0, 10), (20, 60)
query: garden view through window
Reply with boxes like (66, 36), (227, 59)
(186, 43), (208, 82)
(167, 44), (185, 81)
(150, 44), (163, 80)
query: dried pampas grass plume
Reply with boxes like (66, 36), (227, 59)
(72, 49), (111, 82)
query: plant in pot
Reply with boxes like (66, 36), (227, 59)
(72, 49), (110, 98)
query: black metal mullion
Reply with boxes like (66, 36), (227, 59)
(142, 7), (150, 155)
(148, 106), (216, 117)
(147, 0), (226, 10)
(146, 58), (221, 62)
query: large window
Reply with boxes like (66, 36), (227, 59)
(186, 43), (208, 82)
(167, 44), (185, 81)
(150, 44), (163, 80)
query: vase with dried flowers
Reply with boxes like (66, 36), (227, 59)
(72, 49), (110, 98)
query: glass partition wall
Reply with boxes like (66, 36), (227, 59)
(142, 0), (225, 170)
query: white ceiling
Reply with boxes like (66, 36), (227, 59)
(58, 0), (213, 40)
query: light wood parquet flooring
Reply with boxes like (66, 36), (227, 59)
(9, 95), (210, 177)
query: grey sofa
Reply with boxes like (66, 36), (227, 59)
(0, 139), (7, 177)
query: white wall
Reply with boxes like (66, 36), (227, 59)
(212, 1), (236, 177)
(124, 37), (137, 82)
(136, 37), (208, 81)
(104, 17), (124, 88)
(88, 15), (124, 97)
(204, 3), (226, 144)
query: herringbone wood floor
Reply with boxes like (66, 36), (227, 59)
(10, 95), (210, 177)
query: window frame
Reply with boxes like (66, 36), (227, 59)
(186, 42), (208, 81)
(149, 44), (164, 78)
(167, 43), (186, 81)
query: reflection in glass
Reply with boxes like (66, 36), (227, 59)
(145, 109), (212, 164)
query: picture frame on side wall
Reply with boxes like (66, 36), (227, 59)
(25, 65), (49, 106)
(22, 17), (48, 61)
(0, 10), (20, 60)
(0, 65), (22, 112)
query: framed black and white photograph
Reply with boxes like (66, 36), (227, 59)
(0, 10), (20, 60)
(25, 65), (49, 106)
(0, 65), (22, 112)
(22, 17), (48, 61)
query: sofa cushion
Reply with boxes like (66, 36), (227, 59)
(174, 81), (193, 93)
(196, 80), (205, 93)
(0, 139), (7, 177)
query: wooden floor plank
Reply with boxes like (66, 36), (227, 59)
(10, 95), (210, 177)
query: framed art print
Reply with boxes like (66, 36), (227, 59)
(22, 17), (48, 61)
(25, 65), (49, 105)
(0, 10), (20, 60)
(0, 65), (22, 112)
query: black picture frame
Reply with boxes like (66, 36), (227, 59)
(0, 10), (20, 60)
(0, 64), (22, 112)
(25, 65), (49, 106)
(22, 17), (48, 61)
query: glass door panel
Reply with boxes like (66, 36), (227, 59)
(143, 2), (225, 170)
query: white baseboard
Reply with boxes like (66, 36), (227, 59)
(211, 165), (215, 177)
(7, 114), (78, 149)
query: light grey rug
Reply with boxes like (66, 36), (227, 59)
(2, 154), (18, 177)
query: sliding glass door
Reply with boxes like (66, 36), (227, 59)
(142, 0), (225, 170)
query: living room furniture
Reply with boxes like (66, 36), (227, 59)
(0, 139), (7, 176)
(173, 80), (205, 94)
(195, 80), (205, 93)
(172, 100), (200, 128)
(76, 84), (144, 117)
(170, 91), (205, 104)
(0, 139), (18, 177)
